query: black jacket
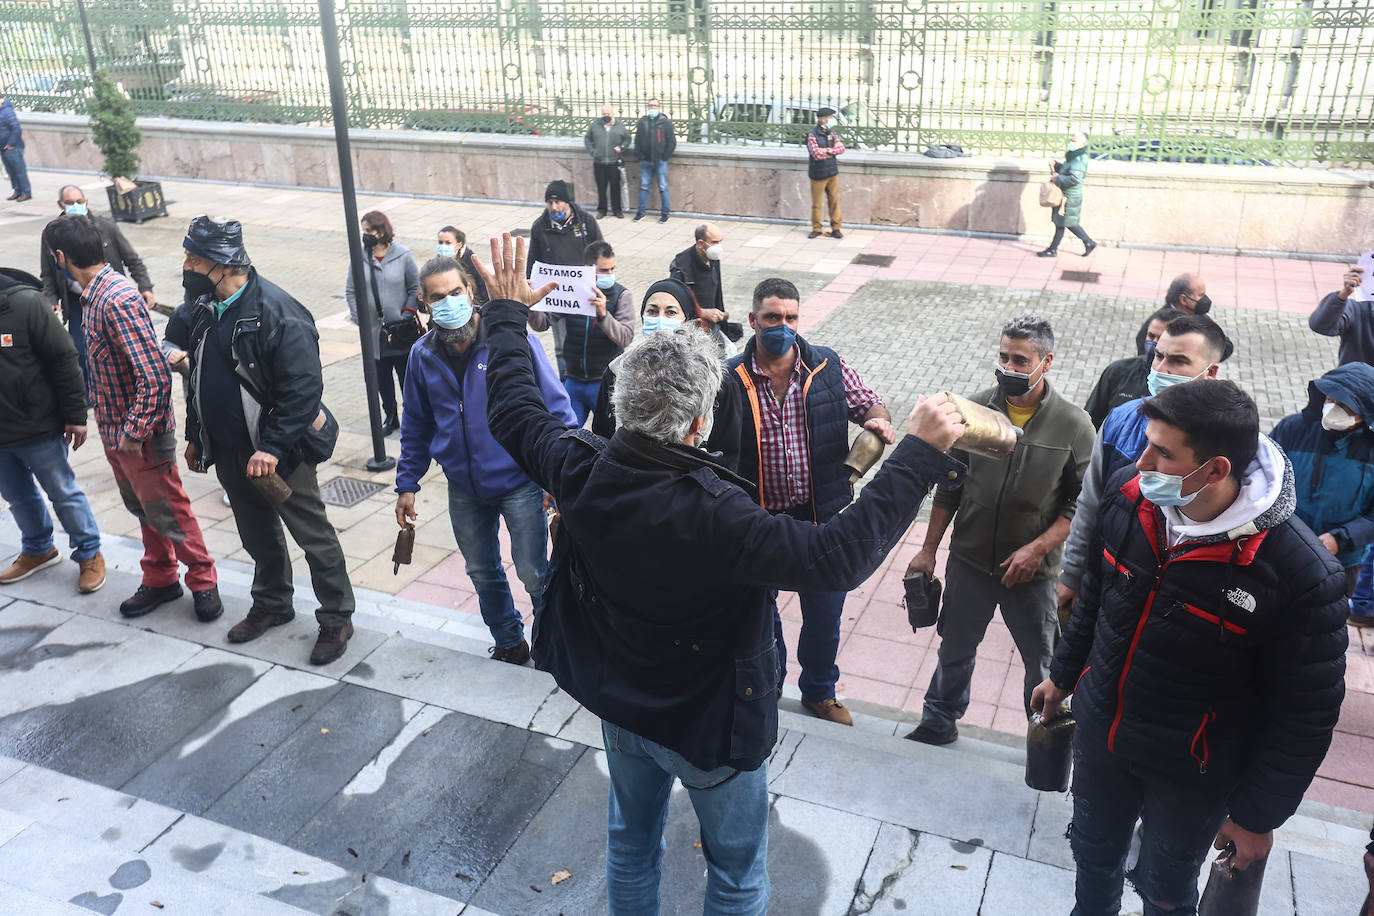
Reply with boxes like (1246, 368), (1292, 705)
(183, 270), (336, 475)
(40, 214), (152, 318)
(484, 298), (964, 771)
(1083, 354), (1151, 429)
(633, 114), (677, 163)
(0, 268), (86, 448)
(668, 247), (725, 315)
(527, 205), (603, 274)
(1051, 461), (1347, 833)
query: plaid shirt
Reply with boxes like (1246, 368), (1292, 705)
(749, 350), (882, 511)
(806, 130), (847, 161)
(82, 265), (173, 446)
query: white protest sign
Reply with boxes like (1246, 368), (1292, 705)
(1358, 250), (1374, 301)
(530, 261), (597, 316)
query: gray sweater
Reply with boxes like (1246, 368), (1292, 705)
(1310, 290), (1374, 366)
(345, 242), (420, 325)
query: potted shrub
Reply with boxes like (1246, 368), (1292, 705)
(88, 69), (165, 222)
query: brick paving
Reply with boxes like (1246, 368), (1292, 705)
(1, 169), (1369, 814)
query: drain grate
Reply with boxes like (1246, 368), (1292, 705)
(1060, 270), (1101, 283)
(319, 476), (388, 508)
(851, 253), (896, 267)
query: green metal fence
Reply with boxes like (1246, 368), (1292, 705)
(2, 0), (1372, 166)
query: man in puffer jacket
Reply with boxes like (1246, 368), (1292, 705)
(1033, 379), (1347, 916)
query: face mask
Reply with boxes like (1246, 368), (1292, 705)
(430, 293), (472, 329)
(1138, 462), (1210, 507)
(595, 274), (616, 290)
(182, 268), (218, 301)
(820, 119), (833, 130)
(704, 244), (723, 261)
(601, 116), (612, 124)
(436, 243), (456, 258)
(1192, 294), (1212, 316)
(1322, 401), (1361, 432)
(1143, 339), (1157, 361)
(1147, 366), (1208, 397)
(64, 203), (87, 216)
(759, 323), (796, 356)
(362, 233), (379, 249)
(550, 209), (569, 222)
(642, 316), (681, 337)
(994, 357), (1046, 398)
(647, 109), (659, 119)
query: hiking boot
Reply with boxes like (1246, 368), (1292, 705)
(226, 606), (296, 643)
(77, 553), (106, 594)
(904, 723), (959, 746)
(0, 547), (61, 584)
(310, 621), (354, 665)
(120, 582), (184, 618)
(489, 639), (531, 666)
(192, 587), (223, 622)
(1082, 240), (1098, 257)
(802, 697), (854, 726)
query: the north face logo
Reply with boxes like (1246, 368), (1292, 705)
(1226, 588), (1256, 613)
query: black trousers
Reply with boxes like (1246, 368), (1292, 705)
(594, 162), (623, 215)
(377, 352), (408, 416)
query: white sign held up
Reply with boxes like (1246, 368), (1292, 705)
(1357, 251), (1374, 301)
(530, 261), (597, 317)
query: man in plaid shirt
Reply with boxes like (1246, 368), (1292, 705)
(47, 218), (221, 622)
(806, 107), (846, 240)
(712, 277), (896, 725)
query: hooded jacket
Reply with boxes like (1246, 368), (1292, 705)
(0, 268), (86, 448)
(633, 112), (677, 163)
(1052, 438), (1347, 833)
(1270, 363), (1374, 568)
(527, 204), (603, 273)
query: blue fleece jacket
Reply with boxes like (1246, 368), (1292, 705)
(396, 323), (576, 499)
(1270, 363), (1374, 568)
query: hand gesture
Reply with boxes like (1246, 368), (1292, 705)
(591, 285), (608, 319)
(906, 392), (965, 451)
(63, 425), (87, 450)
(1341, 266), (1365, 301)
(469, 233), (559, 306)
(863, 416), (897, 445)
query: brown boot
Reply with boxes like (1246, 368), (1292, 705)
(310, 621), (354, 665)
(0, 547), (61, 584)
(226, 606), (295, 643)
(802, 697), (854, 726)
(77, 553), (106, 594)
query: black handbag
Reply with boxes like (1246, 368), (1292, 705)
(903, 571), (943, 630)
(368, 259), (421, 355)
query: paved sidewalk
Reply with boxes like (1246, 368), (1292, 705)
(2, 170), (1370, 817)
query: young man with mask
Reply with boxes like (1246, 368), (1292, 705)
(527, 180), (603, 380)
(806, 107), (846, 239)
(46, 216), (222, 623)
(713, 277), (896, 725)
(1084, 305), (1183, 429)
(1032, 379), (1347, 916)
(1134, 273), (1212, 357)
(1058, 313), (1229, 618)
(668, 223), (730, 344)
(585, 104), (631, 219)
(40, 184), (157, 376)
(632, 98), (676, 223)
(528, 240), (634, 426)
(179, 215), (352, 664)
(396, 256), (576, 663)
(436, 225), (488, 304)
(905, 315), (1094, 745)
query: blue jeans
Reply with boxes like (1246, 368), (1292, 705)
(637, 160), (670, 217)
(562, 377), (602, 427)
(0, 434), (101, 561)
(447, 479), (547, 648)
(1, 146), (30, 197)
(771, 588), (847, 703)
(602, 721), (769, 915)
(1350, 547), (1374, 616)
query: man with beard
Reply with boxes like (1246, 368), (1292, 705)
(395, 256), (576, 663)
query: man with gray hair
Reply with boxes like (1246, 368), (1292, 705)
(479, 233), (968, 913)
(905, 314), (1094, 745)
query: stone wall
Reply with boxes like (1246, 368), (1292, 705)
(20, 113), (1374, 256)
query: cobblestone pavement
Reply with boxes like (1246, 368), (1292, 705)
(1, 169), (1369, 816)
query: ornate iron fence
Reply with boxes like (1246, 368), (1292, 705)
(1, 0), (1371, 166)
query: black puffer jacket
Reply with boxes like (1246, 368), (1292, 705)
(1052, 450), (1348, 833)
(0, 268), (86, 448)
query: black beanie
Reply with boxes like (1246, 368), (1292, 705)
(640, 278), (696, 320)
(544, 180), (570, 203)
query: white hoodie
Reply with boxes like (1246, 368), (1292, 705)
(1161, 434), (1286, 548)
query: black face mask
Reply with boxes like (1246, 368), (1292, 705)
(362, 233), (380, 249)
(995, 364), (1036, 398)
(1193, 293), (1212, 315)
(182, 268), (218, 301)
(601, 116), (612, 124)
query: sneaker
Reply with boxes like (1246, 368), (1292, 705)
(120, 582), (184, 618)
(802, 697), (853, 726)
(77, 553), (106, 594)
(658, 214), (669, 223)
(227, 606), (296, 643)
(310, 621), (354, 665)
(808, 230), (822, 239)
(0, 547), (61, 584)
(633, 212), (646, 222)
(489, 639), (531, 665)
(904, 723), (959, 745)
(193, 586), (223, 622)
(831, 229), (844, 239)
(1035, 248), (1058, 258)
(1349, 613), (1374, 628)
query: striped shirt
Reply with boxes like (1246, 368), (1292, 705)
(82, 265), (174, 446)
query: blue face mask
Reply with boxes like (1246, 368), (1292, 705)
(550, 208), (569, 222)
(64, 203), (88, 216)
(595, 274), (616, 290)
(436, 243), (456, 258)
(758, 323), (797, 356)
(1137, 462), (1210, 507)
(1147, 366), (1207, 398)
(1142, 339), (1157, 361)
(642, 316), (681, 337)
(430, 293), (472, 329)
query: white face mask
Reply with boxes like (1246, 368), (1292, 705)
(1322, 401), (1362, 432)
(704, 243), (723, 261)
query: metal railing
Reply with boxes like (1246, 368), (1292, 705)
(2, 0), (1371, 167)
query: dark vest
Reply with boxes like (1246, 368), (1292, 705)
(563, 281), (627, 381)
(807, 127), (840, 180)
(726, 336), (851, 522)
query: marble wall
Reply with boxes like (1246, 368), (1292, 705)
(19, 114), (1374, 255)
